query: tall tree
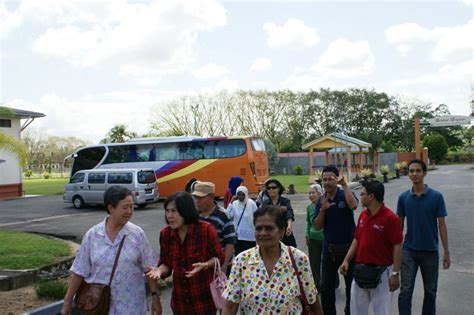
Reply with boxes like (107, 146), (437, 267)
(101, 124), (137, 143)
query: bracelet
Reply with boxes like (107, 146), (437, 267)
(151, 291), (160, 296)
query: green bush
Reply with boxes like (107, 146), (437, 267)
(444, 151), (473, 164)
(42, 171), (50, 179)
(35, 279), (68, 299)
(293, 165), (304, 175)
(423, 134), (448, 163)
(24, 169), (33, 178)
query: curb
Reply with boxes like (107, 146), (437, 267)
(0, 240), (79, 292)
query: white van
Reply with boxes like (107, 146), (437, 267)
(63, 168), (159, 209)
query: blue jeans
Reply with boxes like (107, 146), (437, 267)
(398, 248), (439, 315)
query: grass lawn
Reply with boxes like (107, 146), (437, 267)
(23, 178), (68, 196)
(0, 230), (71, 269)
(273, 175), (311, 193)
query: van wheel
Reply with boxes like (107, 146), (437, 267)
(72, 196), (85, 209)
(137, 204), (147, 209)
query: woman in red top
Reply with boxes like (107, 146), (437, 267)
(146, 192), (224, 315)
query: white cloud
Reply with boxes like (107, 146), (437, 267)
(250, 58), (272, 72)
(311, 39), (375, 79)
(6, 0), (227, 82)
(385, 20), (474, 62)
(192, 63), (231, 80)
(8, 90), (180, 142)
(391, 59), (473, 114)
(263, 18), (319, 50)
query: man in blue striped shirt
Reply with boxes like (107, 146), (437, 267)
(194, 181), (236, 273)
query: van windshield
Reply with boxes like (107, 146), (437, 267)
(138, 170), (156, 184)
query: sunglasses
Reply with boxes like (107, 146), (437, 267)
(267, 186), (278, 190)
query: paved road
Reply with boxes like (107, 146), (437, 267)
(1, 165), (473, 314)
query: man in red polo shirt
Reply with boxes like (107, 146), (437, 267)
(339, 180), (403, 315)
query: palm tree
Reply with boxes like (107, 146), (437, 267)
(0, 106), (28, 167)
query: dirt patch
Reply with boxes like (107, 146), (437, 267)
(0, 284), (57, 315)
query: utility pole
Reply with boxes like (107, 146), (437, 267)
(414, 117), (421, 159)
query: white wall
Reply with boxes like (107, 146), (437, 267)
(0, 118), (22, 184)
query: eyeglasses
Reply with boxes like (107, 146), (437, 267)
(267, 186), (278, 190)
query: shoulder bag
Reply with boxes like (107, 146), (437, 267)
(74, 235), (126, 315)
(288, 247), (313, 315)
(209, 257), (227, 310)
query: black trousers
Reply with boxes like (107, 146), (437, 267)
(321, 254), (355, 315)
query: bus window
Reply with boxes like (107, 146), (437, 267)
(72, 147), (106, 175)
(157, 144), (178, 161)
(181, 141), (206, 160)
(250, 138), (266, 151)
(104, 146), (129, 164)
(108, 173), (133, 184)
(214, 139), (246, 158)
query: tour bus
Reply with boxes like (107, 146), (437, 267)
(64, 136), (269, 198)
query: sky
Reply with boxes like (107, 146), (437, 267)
(1, 0), (473, 143)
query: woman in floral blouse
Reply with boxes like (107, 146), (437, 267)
(61, 186), (160, 315)
(222, 205), (323, 315)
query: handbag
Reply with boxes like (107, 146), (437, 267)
(353, 264), (387, 289)
(288, 247), (313, 315)
(74, 235), (126, 315)
(209, 257), (227, 310)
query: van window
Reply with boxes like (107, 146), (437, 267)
(88, 173), (106, 184)
(138, 170), (156, 184)
(70, 172), (85, 183)
(108, 173), (133, 184)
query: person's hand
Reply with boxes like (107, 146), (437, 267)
(146, 267), (162, 280)
(320, 193), (335, 211)
(337, 175), (347, 187)
(185, 262), (208, 278)
(339, 261), (349, 275)
(306, 237), (310, 246)
(151, 295), (162, 315)
(389, 274), (400, 291)
(443, 252), (451, 269)
(60, 300), (72, 315)
(230, 195), (238, 202)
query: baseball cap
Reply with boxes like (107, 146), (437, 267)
(192, 181), (215, 197)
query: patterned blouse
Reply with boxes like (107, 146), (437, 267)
(71, 218), (157, 315)
(223, 242), (318, 314)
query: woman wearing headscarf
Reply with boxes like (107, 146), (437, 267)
(227, 186), (258, 256)
(223, 176), (244, 208)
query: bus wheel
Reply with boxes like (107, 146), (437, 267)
(72, 196), (85, 209)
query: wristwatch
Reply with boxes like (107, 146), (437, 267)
(391, 271), (400, 277)
(151, 291), (160, 296)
